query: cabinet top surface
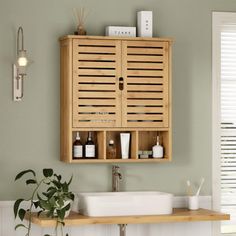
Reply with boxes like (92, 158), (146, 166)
(29, 208), (229, 227)
(59, 35), (173, 42)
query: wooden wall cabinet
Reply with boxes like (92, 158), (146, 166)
(60, 36), (172, 163)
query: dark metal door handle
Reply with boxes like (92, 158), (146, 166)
(119, 77), (124, 90)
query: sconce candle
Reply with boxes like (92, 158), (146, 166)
(13, 26), (29, 101)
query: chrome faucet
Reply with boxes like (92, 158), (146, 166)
(112, 165), (122, 192)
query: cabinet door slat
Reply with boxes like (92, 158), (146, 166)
(77, 69), (117, 76)
(77, 77), (116, 83)
(126, 77), (163, 84)
(78, 46), (116, 53)
(127, 55), (164, 62)
(127, 70), (164, 77)
(78, 61), (116, 68)
(127, 85), (163, 92)
(127, 100), (163, 106)
(76, 84), (116, 91)
(77, 106), (117, 113)
(127, 47), (164, 55)
(78, 91), (116, 98)
(127, 107), (164, 113)
(77, 114), (116, 120)
(127, 62), (164, 70)
(127, 114), (164, 120)
(76, 54), (116, 61)
(127, 92), (164, 99)
(126, 122), (164, 127)
(78, 99), (116, 106)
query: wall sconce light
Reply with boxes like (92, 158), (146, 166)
(13, 26), (29, 101)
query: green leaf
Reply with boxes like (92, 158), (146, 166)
(48, 196), (56, 206)
(42, 192), (49, 198)
(46, 186), (56, 192)
(15, 224), (27, 230)
(39, 200), (51, 211)
(33, 200), (40, 209)
(15, 169), (36, 181)
(62, 182), (68, 192)
(67, 175), (73, 185)
(47, 189), (57, 199)
(63, 203), (71, 211)
(26, 179), (37, 185)
(69, 192), (75, 201)
(14, 199), (24, 218)
(37, 193), (44, 201)
(43, 169), (53, 178)
(18, 208), (26, 221)
(57, 208), (65, 220)
(58, 198), (64, 207)
(46, 208), (54, 218)
(54, 174), (62, 181)
(52, 180), (61, 189)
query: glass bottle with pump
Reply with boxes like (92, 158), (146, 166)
(85, 132), (96, 158)
(152, 136), (164, 158)
(73, 132), (83, 159)
(107, 139), (117, 159)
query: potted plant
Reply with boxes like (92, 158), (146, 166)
(14, 168), (74, 236)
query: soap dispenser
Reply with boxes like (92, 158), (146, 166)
(152, 136), (163, 158)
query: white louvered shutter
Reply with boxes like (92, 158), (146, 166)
(221, 23), (236, 234)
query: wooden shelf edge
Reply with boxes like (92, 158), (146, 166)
(69, 158), (170, 164)
(29, 208), (230, 227)
(59, 35), (174, 42)
(71, 128), (170, 132)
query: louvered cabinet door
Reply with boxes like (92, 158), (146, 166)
(72, 39), (122, 128)
(122, 41), (170, 128)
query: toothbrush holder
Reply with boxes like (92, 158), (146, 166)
(188, 195), (199, 210)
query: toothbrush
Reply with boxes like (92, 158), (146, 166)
(186, 180), (192, 196)
(196, 178), (205, 196)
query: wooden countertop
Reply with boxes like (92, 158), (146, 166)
(30, 208), (230, 227)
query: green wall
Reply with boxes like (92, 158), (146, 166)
(1, 0), (236, 200)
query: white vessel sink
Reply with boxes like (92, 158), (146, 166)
(77, 191), (173, 217)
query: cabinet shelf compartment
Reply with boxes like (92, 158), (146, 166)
(138, 130), (171, 160)
(72, 131), (105, 160)
(106, 130), (138, 160)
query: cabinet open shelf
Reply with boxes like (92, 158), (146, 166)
(72, 131), (105, 160)
(67, 129), (171, 163)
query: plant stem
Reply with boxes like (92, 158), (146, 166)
(55, 220), (59, 236)
(60, 222), (63, 236)
(26, 178), (47, 236)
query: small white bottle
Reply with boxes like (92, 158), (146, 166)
(152, 136), (163, 158)
(73, 132), (83, 159)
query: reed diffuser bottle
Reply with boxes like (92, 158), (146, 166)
(73, 7), (88, 35)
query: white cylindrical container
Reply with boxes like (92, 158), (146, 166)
(120, 133), (130, 159)
(188, 196), (199, 210)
